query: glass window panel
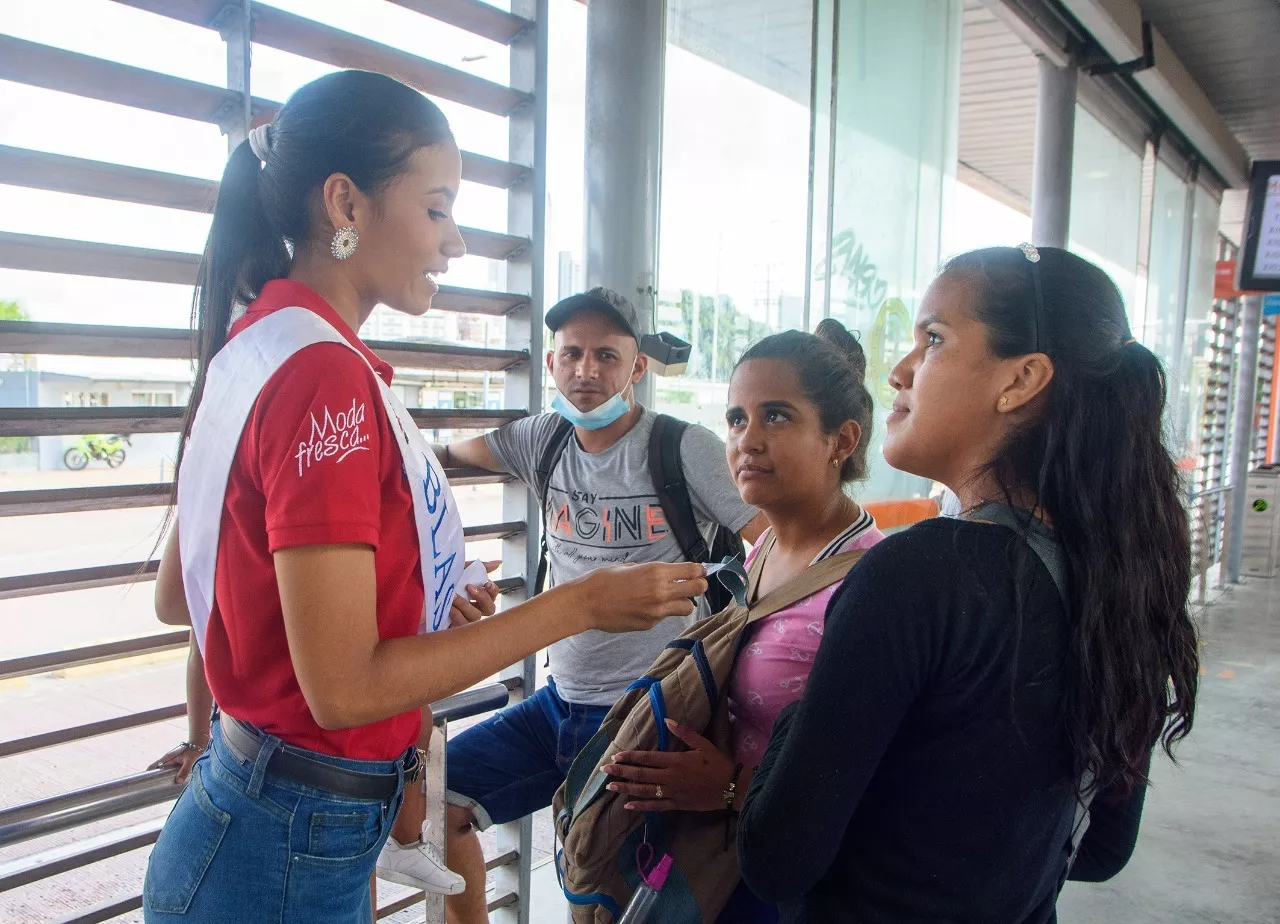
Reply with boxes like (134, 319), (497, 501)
(655, 0), (815, 434)
(1142, 160), (1190, 367)
(821, 0), (961, 503)
(1175, 187), (1222, 460)
(943, 183), (1032, 257)
(1068, 107), (1143, 324)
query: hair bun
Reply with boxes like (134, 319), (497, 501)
(815, 318), (866, 381)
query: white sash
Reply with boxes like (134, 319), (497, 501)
(178, 307), (466, 651)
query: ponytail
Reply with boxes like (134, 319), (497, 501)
(171, 70), (454, 484)
(1044, 338), (1196, 788)
(175, 140), (289, 478)
(945, 246), (1198, 795)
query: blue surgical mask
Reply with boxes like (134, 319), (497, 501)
(551, 383), (633, 430)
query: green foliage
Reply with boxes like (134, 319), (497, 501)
(0, 301), (29, 322)
(655, 289), (774, 384)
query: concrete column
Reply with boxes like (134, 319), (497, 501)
(1031, 55), (1078, 248)
(1226, 294), (1263, 583)
(584, 0), (666, 404)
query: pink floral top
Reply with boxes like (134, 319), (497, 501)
(728, 512), (884, 766)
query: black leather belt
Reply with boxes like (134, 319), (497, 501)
(219, 715), (412, 802)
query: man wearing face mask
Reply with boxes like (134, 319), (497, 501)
(432, 286), (766, 922)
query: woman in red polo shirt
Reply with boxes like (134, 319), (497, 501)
(142, 70), (706, 923)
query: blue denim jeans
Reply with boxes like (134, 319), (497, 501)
(143, 719), (407, 923)
(445, 677), (610, 829)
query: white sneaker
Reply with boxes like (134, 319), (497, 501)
(377, 822), (466, 895)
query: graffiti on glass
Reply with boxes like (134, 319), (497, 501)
(815, 230), (913, 409)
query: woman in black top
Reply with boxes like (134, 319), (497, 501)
(737, 245), (1199, 922)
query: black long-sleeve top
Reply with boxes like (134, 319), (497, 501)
(737, 518), (1147, 922)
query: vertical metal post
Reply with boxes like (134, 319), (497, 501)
(1197, 496), (1210, 605)
(1217, 282), (1240, 590)
(219, 0), (253, 151)
(422, 724), (448, 924)
(1031, 54), (1077, 249)
(821, 0), (841, 325)
(584, 0), (666, 405)
(802, 0), (820, 331)
(1225, 294), (1263, 583)
(806, 0), (837, 331)
(498, 3), (547, 922)
(803, 0), (830, 331)
(1216, 487), (1233, 590)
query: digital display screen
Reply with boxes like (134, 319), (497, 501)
(1252, 175), (1280, 279)
(1240, 161), (1280, 293)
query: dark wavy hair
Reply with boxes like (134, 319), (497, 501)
(177, 70), (454, 479)
(734, 318), (874, 484)
(944, 246), (1198, 795)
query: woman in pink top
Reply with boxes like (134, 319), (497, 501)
(604, 318), (882, 922)
(731, 507), (883, 766)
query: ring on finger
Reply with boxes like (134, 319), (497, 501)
(655, 784), (663, 799)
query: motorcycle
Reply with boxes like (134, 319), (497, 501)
(64, 434), (132, 470)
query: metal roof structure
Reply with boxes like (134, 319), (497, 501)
(959, 0), (1040, 211)
(1139, 0), (1280, 164)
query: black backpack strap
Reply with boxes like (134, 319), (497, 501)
(533, 417), (575, 595)
(968, 502), (1068, 605)
(969, 502), (1097, 874)
(648, 414), (711, 564)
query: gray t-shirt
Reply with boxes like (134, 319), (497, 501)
(485, 408), (758, 705)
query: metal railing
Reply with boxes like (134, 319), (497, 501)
(1188, 485), (1233, 605)
(0, 681), (525, 921)
(0, 0), (548, 921)
(1185, 236), (1241, 603)
(0, 585), (535, 917)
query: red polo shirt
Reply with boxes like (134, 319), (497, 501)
(201, 279), (423, 759)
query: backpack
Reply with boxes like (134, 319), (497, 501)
(533, 414), (745, 612)
(552, 533), (864, 923)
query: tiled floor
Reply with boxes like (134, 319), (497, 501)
(1058, 575), (1280, 923)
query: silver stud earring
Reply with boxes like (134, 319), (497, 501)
(331, 225), (359, 260)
